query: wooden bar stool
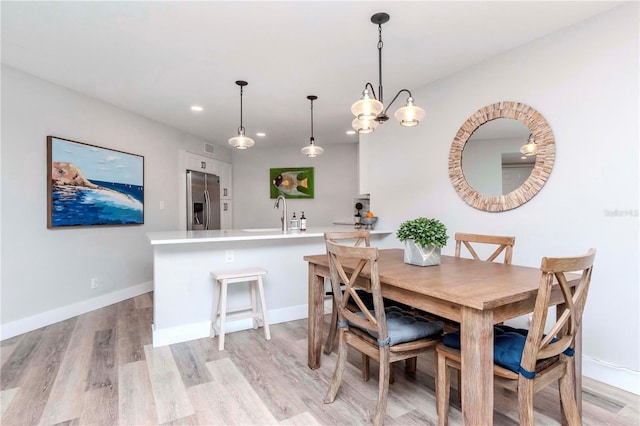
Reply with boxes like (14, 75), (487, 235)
(210, 267), (271, 351)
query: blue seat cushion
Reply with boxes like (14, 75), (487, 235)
(353, 305), (444, 346)
(352, 290), (413, 311)
(442, 324), (574, 375)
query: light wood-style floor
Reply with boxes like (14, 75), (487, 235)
(1, 293), (638, 425)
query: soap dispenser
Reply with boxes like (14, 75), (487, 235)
(300, 211), (307, 231)
(290, 212), (299, 231)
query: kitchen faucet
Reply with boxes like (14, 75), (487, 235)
(274, 195), (288, 232)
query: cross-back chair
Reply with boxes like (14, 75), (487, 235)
(323, 230), (370, 355)
(323, 239), (443, 426)
(435, 248), (596, 426)
(454, 232), (516, 264)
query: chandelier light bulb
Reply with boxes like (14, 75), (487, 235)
(352, 117), (379, 134)
(394, 97), (426, 127)
(351, 89), (384, 121)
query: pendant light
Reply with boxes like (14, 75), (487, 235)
(351, 13), (426, 133)
(301, 95), (324, 157)
(520, 133), (538, 156)
(228, 80), (255, 149)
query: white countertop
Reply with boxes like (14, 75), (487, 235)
(147, 226), (392, 245)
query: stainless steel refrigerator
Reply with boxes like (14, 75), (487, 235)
(186, 170), (221, 230)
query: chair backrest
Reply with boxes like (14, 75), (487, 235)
(325, 239), (387, 344)
(454, 232), (516, 264)
(519, 248), (596, 376)
(324, 230), (370, 247)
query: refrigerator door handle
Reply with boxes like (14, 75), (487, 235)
(186, 171), (193, 230)
(204, 190), (211, 229)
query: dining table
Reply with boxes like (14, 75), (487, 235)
(303, 248), (582, 425)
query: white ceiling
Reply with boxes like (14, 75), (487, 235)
(1, 1), (624, 151)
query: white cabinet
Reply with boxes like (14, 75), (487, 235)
(220, 200), (233, 230)
(185, 153), (231, 199)
(185, 153), (218, 174)
(218, 161), (232, 199)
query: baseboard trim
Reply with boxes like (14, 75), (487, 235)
(152, 301), (333, 348)
(0, 281), (153, 340)
(583, 355), (640, 395)
(152, 321), (212, 348)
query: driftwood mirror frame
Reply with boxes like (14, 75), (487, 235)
(449, 101), (555, 212)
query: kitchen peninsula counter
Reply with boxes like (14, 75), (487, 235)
(148, 226), (390, 245)
(148, 226), (392, 347)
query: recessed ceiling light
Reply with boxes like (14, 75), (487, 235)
(346, 130), (356, 135)
(256, 132), (266, 137)
(521, 156), (527, 160)
(190, 105), (204, 112)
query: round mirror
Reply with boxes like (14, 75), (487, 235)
(449, 102), (555, 212)
(462, 119), (533, 196)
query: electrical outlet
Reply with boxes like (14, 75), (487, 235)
(225, 250), (234, 263)
(91, 277), (99, 289)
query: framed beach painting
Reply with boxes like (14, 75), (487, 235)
(270, 167), (314, 199)
(47, 136), (144, 228)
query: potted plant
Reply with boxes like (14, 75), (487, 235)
(396, 217), (449, 266)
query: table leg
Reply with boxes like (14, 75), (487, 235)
(307, 265), (324, 369)
(461, 307), (494, 425)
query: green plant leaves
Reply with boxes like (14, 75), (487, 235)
(396, 217), (449, 248)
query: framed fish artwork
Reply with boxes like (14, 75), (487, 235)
(47, 136), (144, 228)
(270, 167), (314, 199)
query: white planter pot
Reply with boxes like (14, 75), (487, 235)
(403, 239), (441, 266)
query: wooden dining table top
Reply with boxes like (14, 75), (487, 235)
(304, 248), (547, 311)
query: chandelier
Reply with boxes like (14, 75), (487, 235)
(351, 13), (426, 134)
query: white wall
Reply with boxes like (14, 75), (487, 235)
(364, 4), (639, 393)
(231, 144), (358, 228)
(0, 65), (232, 329)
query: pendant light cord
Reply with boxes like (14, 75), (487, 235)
(310, 98), (315, 145)
(377, 23), (384, 104)
(238, 85), (245, 133)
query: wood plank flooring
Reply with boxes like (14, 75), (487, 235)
(1, 293), (638, 425)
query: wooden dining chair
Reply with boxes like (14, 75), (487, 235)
(454, 232), (516, 264)
(323, 230), (371, 355)
(323, 240), (443, 426)
(435, 248), (596, 426)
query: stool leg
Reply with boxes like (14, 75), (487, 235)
(256, 275), (271, 340)
(250, 279), (259, 329)
(210, 278), (222, 338)
(218, 279), (228, 351)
